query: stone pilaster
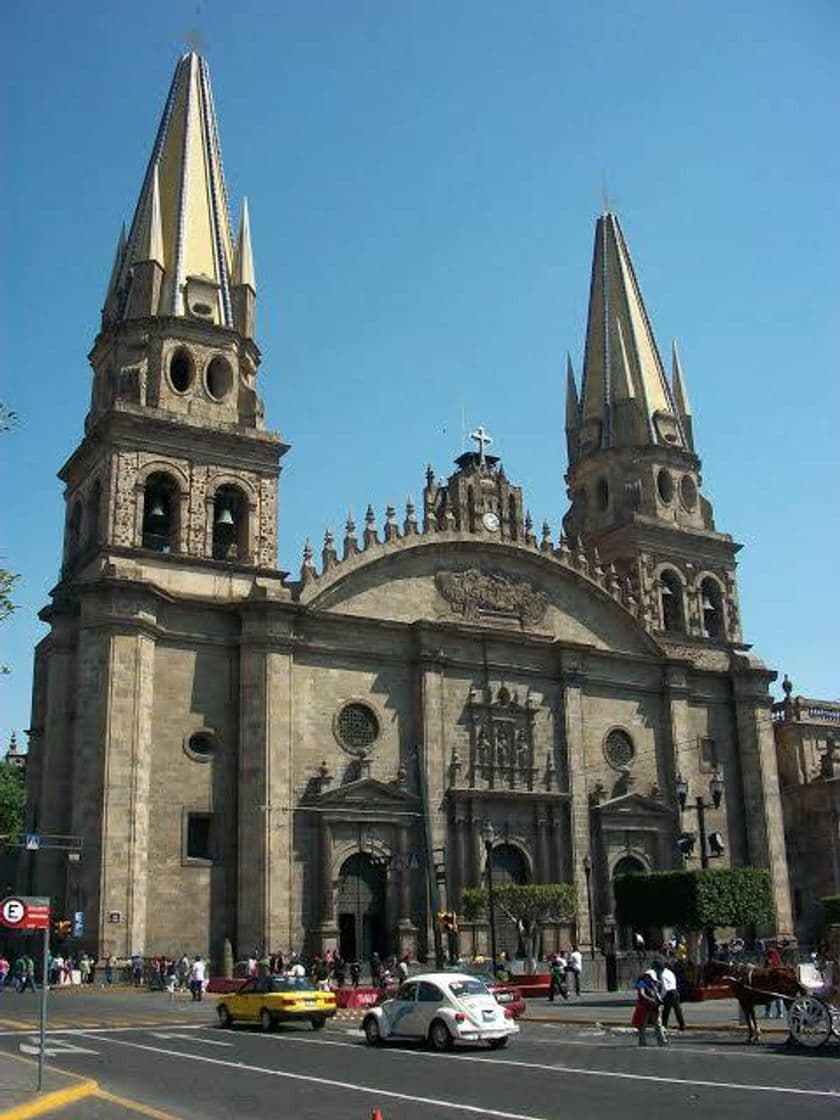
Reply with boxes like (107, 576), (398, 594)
(560, 651), (593, 954)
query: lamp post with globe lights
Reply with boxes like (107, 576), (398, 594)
(481, 821), (498, 976)
(675, 767), (726, 959)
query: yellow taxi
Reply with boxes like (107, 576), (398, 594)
(216, 976), (337, 1032)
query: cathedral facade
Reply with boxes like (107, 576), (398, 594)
(25, 52), (792, 964)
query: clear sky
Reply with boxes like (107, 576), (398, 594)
(2, 1), (838, 751)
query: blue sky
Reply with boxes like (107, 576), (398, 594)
(2, 1), (838, 750)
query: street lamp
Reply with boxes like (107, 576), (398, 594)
(481, 821), (498, 977)
(582, 854), (595, 959)
(675, 768), (727, 960)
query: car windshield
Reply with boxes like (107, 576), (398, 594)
(268, 978), (316, 993)
(449, 979), (490, 998)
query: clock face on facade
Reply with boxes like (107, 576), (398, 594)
(482, 511), (500, 532)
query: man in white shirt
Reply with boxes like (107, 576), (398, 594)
(655, 961), (685, 1030)
(568, 947), (583, 996)
(189, 956), (206, 1002)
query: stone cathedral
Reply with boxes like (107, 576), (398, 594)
(26, 52), (792, 965)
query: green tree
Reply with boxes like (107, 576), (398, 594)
(0, 760), (25, 840)
(614, 868), (774, 932)
(463, 882), (577, 971)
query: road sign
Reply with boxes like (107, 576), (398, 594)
(0, 896), (50, 930)
(24, 834), (40, 851)
(72, 910), (85, 937)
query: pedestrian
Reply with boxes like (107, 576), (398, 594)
(369, 952), (381, 988)
(333, 955), (346, 988)
(131, 953), (144, 987)
(0, 955), (9, 990)
(350, 961), (361, 988)
(764, 943), (785, 1019)
(631, 969), (667, 1047)
(655, 960), (685, 1031)
(548, 954), (568, 1002)
(189, 955), (206, 1001)
(397, 955), (409, 983)
(20, 955), (37, 994)
(567, 945), (583, 997)
(105, 953), (116, 985)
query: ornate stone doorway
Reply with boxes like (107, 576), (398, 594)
(612, 854), (647, 951)
(491, 843), (529, 957)
(336, 852), (387, 963)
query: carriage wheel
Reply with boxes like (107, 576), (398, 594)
(788, 996), (832, 1048)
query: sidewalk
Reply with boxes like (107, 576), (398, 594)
(0, 1052), (97, 1119)
(521, 988), (790, 1034)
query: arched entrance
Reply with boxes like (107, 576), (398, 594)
(490, 844), (529, 957)
(336, 852), (387, 963)
(612, 855), (647, 951)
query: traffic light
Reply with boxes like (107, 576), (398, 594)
(438, 911), (459, 935)
(677, 831), (696, 857)
(54, 919), (72, 939)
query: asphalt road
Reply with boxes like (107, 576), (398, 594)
(1, 990), (838, 1120)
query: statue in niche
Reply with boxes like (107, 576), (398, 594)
(496, 725), (511, 767)
(516, 729), (529, 770)
(475, 727), (489, 769)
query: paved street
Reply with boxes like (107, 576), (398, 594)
(0, 989), (837, 1119)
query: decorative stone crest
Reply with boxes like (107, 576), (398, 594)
(436, 568), (548, 626)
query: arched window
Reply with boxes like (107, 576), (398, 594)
(508, 495), (518, 541)
(700, 578), (724, 639)
(67, 501), (82, 560)
(142, 473), (179, 553)
(659, 569), (684, 633)
(86, 479), (102, 548)
(212, 485), (248, 561)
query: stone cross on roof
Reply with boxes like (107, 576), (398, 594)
(470, 425), (493, 465)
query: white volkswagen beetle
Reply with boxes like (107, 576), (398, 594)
(362, 972), (519, 1051)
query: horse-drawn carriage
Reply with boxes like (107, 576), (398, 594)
(788, 986), (840, 1048)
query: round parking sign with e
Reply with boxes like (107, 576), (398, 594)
(1, 898), (26, 926)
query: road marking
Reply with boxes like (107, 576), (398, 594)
(92, 1088), (183, 1119)
(251, 1031), (840, 1098)
(149, 1032), (232, 1046)
(18, 1039), (100, 1057)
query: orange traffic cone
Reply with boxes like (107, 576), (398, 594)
(371, 1111), (384, 1120)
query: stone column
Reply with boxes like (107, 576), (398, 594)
(537, 813), (551, 883)
(732, 668), (794, 936)
(560, 651), (593, 956)
(319, 820), (334, 927)
(663, 664), (690, 857)
(398, 825), (412, 923)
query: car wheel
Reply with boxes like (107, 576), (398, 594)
(363, 1016), (382, 1046)
(260, 1008), (274, 1033)
(311, 1018), (326, 1031)
(488, 1037), (508, 1050)
(217, 1005), (233, 1029)
(428, 1019), (453, 1052)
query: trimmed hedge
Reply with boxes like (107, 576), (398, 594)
(821, 895), (840, 925)
(614, 868), (774, 931)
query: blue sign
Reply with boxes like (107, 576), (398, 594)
(24, 834), (40, 851)
(72, 911), (84, 937)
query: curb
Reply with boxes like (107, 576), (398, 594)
(521, 1015), (788, 1035)
(0, 1079), (99, 1120)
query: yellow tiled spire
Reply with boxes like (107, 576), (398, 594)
(578, 212), (686, 454)
(106, 52), (237, 328)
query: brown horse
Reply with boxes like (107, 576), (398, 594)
(705, 960), (804, 1043)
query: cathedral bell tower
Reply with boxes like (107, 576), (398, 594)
(563, 212), (742, 645)
(61, 51), (286, 578)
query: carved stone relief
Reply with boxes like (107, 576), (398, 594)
(436, 568), (548, 626)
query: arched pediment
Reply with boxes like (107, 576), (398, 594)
(299, 535), (658, 655)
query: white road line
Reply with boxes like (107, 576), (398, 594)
(80, 1035), (551, 1120)
(150, 1032), (232, 1046)
(245, 1031), (840, 1098)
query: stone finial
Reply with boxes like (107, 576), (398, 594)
(317, 759), (333, 791)
(575, 536), (589, 575)
(623, 575), (638, 616)
(442, 499), (457, 531)
(607, 561), (621, 598)
(403, 495), (418, 535)
(384, 504), (399, 542)
(524, 511), (537, 548)
(545, 750), (556, 791)
(300, 539), (316, 584)
(782, 673), (793, 698)
(425, 464), (435, 489)
(396, 760), (408, 788)
(343, 512), (359, 560)
(322, 528), (337, 571)
(540, 520), (553, 553)
(423, 494), (437, 534)
(557, 534), (571, 564)
(591, 547), (605, 585)
(363, 504), (378, 549)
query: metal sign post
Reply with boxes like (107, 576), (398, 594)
(1, 896), (51, 1091)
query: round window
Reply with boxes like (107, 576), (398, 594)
(169, 348), (195, 393)
(657, 469), (674, 504)
(604, 728), (635, 771)
(206, 356), (234, 401)
(185, 731), (216, 760)
(335, 702), (380, 754)
(680, 474), (698, 511)
(596, 477), (609, 511)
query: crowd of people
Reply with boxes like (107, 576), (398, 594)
(239, 949), (412, 993)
